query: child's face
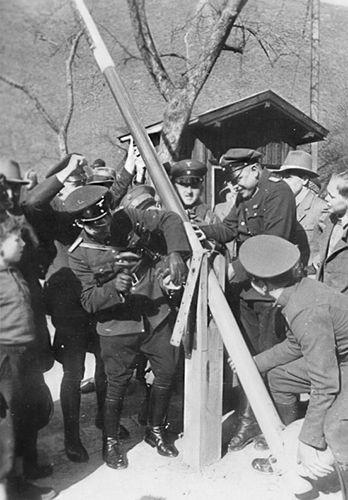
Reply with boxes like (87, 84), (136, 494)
(0, 232), (25, 264)
(325, 179), (348, 216)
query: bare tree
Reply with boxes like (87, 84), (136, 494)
(126, 0), (248, 162)
(0, 30), (83, 158)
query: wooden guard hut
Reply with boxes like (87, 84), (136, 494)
(119, 90), (329, 206)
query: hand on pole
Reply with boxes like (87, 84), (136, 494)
(167, 251), (187, 287)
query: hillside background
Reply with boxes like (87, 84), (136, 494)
(0, 0), (347, 184)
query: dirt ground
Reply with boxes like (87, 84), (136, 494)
(32, 355), (343, 500)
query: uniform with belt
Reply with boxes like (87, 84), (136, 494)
(65, 185), (190, 470)
(200, 148), (297, 453)
(23, 154), (133, 463)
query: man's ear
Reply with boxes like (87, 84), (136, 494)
(75, 220), (84, 229)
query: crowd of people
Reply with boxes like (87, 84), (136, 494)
(0, 143), (347, 500)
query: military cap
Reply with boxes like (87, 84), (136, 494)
(91, 158), (106, 169)
(170, 159), (207, 184)
(120, 184), (157, 210)
(239, 235), (300, 279)
(278, 150), (319, 178)
(88, 167), (116, 186)
(0, 157), (29, 184)
(219, 148), (262, 183)
(65, 185), (111, 222)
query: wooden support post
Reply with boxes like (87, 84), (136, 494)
(182, 254), (223, 468)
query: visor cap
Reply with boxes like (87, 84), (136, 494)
(220, 148), (262, 183)
(88, 167), (116, 186)
(65, 185), (111, 222)
(171, 159), (207, 184)
(120, 185), (157, 210)
(239, 235), (300, 279)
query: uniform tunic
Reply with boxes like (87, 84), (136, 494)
(200, 169), (298, 354)
(255, 278), (348, 462)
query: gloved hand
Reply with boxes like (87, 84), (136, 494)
(114, 270), (133, 295)
(167, 251), (187, 287)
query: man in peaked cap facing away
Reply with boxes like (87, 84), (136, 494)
(170, 159), (220, 225)
(277, 150), (327, 267)
(237, 235), (348, 499)
(65, 185), (190, 470)
(24, 153), (134, 464)
(198, 148), (298, 453)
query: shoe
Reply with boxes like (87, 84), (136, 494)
(103, 437), (128, 470)
(7, 478), (57, 500)
(254, 434), (269, 451)
(251, 456), (277, 475)
(95, 413), (130, 440)
(227, 421), (261, 452)
(24, 463), (53, 480)
(64, 438), (89, 463)
(144, 426), (179, 458)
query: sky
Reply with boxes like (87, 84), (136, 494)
(321, 0), (348, 6)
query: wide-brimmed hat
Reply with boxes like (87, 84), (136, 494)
(0, 157), (29, 184)
(278, 151), (319, 178)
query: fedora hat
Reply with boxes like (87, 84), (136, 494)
(279, 151), (318, 178)
(0, 157), (29, 184)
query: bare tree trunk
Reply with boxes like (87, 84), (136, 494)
(126, 0), (248, 163)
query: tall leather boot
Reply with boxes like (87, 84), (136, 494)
(228, 390), (260, 452)
(275, 401), (300, 426)
(103, 395), (127, 470)
(61, 376), (89, 463)
(144, 384), (179, 458)
(335, 462), (348, 500)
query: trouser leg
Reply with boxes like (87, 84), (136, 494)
(142, 318), (179, 458)
(227, 300), (287, 452)
(55, 328), (89, 463)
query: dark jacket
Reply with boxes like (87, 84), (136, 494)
(23, 168), (133, 286)
(200, 169), (297, 246)
(200, 169), (297, 300)
(68, 208), (191, 336)
(255, 278), (348, 449)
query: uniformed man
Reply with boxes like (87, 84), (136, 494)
(65, 185), (190, 470)
(199, 148), (298, 452)
(170, 159), (220, 225)
(237, 235), (348, 498)
(24, 153), (133, 463)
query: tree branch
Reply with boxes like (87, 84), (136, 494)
(126, 0), (175, 100)
(60, 29), (84, 154)
(0, 74), (59, 134)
